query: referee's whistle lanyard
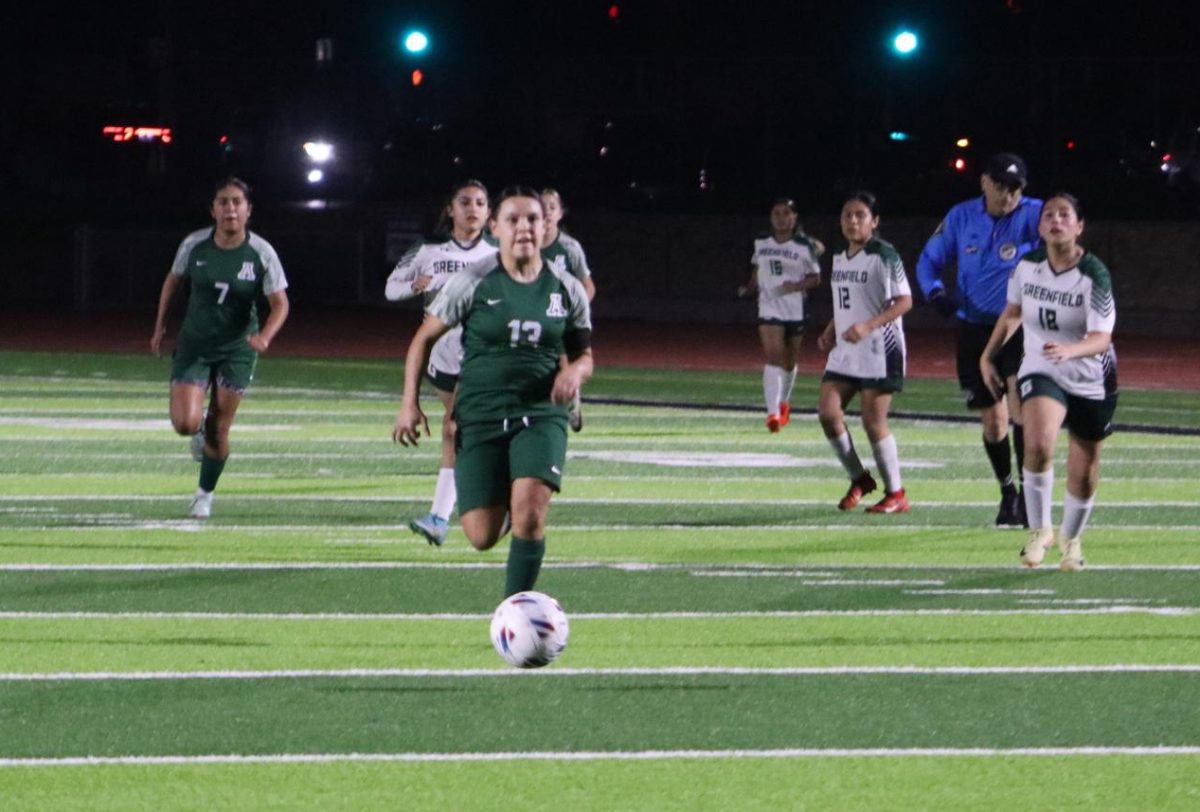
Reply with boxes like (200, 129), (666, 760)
(502, 416), (532, 433)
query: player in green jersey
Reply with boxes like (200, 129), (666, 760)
(393, 187), (593, 596)
(540, 188), (594, 432)
(151, 177), (290, 519)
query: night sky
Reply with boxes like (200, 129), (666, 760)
(3, 1), (1199, 220)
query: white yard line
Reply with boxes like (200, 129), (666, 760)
(2, 746), (1199, 767)
(0, 607), (1196, 620)
(0, 561), (1198, 572)
(2, 665), (1199, 682)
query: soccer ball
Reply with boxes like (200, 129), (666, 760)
(490, 591), (570, 668)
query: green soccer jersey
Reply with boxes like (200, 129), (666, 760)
(428, 259), (592, 424)
(170, 228), (289, 354)
(541, 232), (592, 281)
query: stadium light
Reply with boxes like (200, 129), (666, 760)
(892, 30), (919, 56)
(403, 30), (429, 55)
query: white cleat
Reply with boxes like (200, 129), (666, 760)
(1058, 536), (1085, 572)
(189, 489), (213, 519)
(1019, 528), (1055, 568)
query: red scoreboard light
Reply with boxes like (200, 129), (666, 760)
(102, 126), (173, 144)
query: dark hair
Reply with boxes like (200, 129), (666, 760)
(1045, 191), (1083, 220)
(771, 197), (798, 214)
(213, 176), (252, 201)
(493, 185), (545, 214)
(843, 190), (880, 217)
(434, 179), (489, 235)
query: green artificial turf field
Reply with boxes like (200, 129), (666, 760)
(0, 350), (1197, 810)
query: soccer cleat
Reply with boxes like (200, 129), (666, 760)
(866, 489), (910, 514)
(568, 406), (584, 433)
(779, 402), (791, 427)
(1019, 528), (1055, 568)
(838, 471), (877, 511)
(189, 489), (213, 519)
(409, 513), (449, 546)
(766, 414), (781, 433)
(1058, 535), (1085, 572)
(995, 488), (1023, 529)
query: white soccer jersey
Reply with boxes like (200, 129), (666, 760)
(750, 234), (821, 321)
(384, 235), (497, 379)
(1009, 250), (1117, 399)
(384, 235), (497, 304)
(825, 238), (911, 380)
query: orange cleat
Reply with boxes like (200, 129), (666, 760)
(866, 489), (910, 514)
(766, 414), (781, 433)
(838, 471), (877, 511)
(779, 402), (791, 427)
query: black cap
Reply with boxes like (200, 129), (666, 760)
(984, 152), (1028, 189)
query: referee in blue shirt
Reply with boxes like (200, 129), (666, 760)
(916, 153), (1043, 528)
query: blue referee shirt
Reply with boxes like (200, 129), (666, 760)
(916, 195), (1043, 324)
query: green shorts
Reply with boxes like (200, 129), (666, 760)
(171, 341), (257, 394)
(454, 416), (568, 513)
(821, 369), (904, 394)
(1018, 374), (1117, 442)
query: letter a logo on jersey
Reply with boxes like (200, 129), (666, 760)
(237, 262), (257, 281)
(545, 293), (568, 318)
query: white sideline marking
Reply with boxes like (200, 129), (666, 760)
(904, 589), (1057, 596)
(0, 607), (1196, 620)
(2, 746), (1199, 767)
(2, 664), (1199, 683)
(1, 561), (1199, 573)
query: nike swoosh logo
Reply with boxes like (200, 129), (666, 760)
(486, 298), (503, 305)
(196, 261), (207, 266)
(550, 466), (561, 475)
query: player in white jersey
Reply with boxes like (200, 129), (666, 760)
(385, 180), (495, 545)
(981, 193), (1117, 571)
(817, 191), (913, 514)
(541, 188), (595, 432)
(737, 198), (823, 432)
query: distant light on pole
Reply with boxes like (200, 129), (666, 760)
(403, 30), (429, 54)
(956, 137), (971, 148)
(889, 131), (910, 142)
(892, 30), (918, 56)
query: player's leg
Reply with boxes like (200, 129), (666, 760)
(189, 381), (244, 519)
(861, 389), (908, 513)
(759, 323), (787, 432)
(456, 425), (512, 552)
(501, 419), (567, 596)
(169, 381), (206, 437)
(1056, 392), (1116, 571)
(410, 385), (457, 546)
(779, 327), (805, 426)
(819, 376), (875, 509)
(1058, 433), (1102, 571)
(959, 324), (1020, 526)
(1017, 379), (1067, 567)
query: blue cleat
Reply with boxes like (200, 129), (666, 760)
(409, 513), (449, 546)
